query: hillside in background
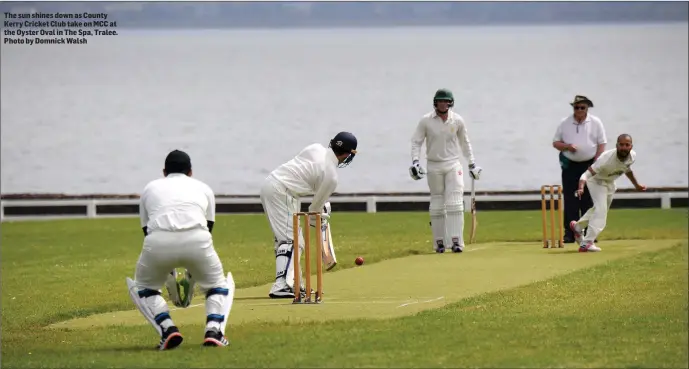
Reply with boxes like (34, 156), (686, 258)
(2, 1), (688, 28)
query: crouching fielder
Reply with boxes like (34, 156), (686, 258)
(572, 134), (646, 252)
(260, 132), (358, 299)
(127, 150), (235, 350)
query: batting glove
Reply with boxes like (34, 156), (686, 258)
(309, 212), (330, 228)
(409, 160), (426, 180)
(469, 163), (483, 180)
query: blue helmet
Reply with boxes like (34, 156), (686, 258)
(329, 131), (358, 167)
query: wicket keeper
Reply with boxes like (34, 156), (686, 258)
(128, 150), (234, 350)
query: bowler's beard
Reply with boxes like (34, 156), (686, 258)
(617, 150), (629, 160)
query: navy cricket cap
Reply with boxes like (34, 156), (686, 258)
(164, 149), (192, 173)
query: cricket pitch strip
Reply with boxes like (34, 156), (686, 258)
(49, 240), (683, 330)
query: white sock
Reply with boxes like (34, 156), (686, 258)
(159, 318), (173, 330)
(206, 321), (221, 331)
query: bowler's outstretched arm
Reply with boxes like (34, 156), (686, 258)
(624, 170), (646, 191)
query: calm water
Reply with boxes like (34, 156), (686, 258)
(2, 23), (687, 195)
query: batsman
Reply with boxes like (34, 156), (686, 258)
(410, 89), (483, 253)
(260, 131), (358, 299)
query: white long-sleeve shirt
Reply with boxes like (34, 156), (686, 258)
(270, 143), (338, 213)
(588, 149), (636, 183)
(411, 110), (475, 165)
(139, 173), (216, 232)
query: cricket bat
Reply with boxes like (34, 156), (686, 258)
(469, 177), (477, 244)
(321, 223), (337, 271)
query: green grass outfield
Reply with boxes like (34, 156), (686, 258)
(1, 208), (687, 368)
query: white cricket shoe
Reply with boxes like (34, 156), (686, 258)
(579, 241), (601, 253)
(570, 221), (583, 244)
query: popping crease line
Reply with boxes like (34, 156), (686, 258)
(396, 296), (445, 308)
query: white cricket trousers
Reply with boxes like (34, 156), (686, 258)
(576, 179), (616, 243)
(135, 228), (227, 292)
(260, 174), (307, 292)
(259, 174), (305, 248)
(426, 160), (465, 247)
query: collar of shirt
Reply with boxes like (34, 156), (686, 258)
(166, 173), (187, 178)
(431, 110), (453, 123)
(571, 114), (591, 126)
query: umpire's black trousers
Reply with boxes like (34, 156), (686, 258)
(559, 152), (595, 240)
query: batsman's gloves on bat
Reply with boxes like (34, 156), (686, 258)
(323, 201), (331, 216)
(469, 163), (483, 180)
(409, 160), (426, 180)
(309, 212), (330, 228)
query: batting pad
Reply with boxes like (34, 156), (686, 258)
(126, 277), (163, 336)
(219, 272), (235, 335)
(446, 191), (465, 243)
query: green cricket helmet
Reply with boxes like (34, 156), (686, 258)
(433, 88), (454, 108)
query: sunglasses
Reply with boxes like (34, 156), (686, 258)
(574, 105), (588, 110)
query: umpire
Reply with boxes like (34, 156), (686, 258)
(552, 95), (607, 243)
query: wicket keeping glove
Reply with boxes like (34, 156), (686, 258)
(165, 270), (184, 307)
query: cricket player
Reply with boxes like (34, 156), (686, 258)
(410, 88), (483, 253)
(552, 95), (607, 243)
(260, 132), (358, 299)
(128, 150), (235, 350)
(571, 134), (646, 252)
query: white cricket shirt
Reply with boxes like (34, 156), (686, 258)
(411, 110), (475, 165)
(270, 143), (339, 213)
(589, 149), (636, 183)
(139, 173), (216, 232)
(553, 114), (607, 162)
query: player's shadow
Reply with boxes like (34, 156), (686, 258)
(93, 345), (161, 353)
(547, 249), (582, 254)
